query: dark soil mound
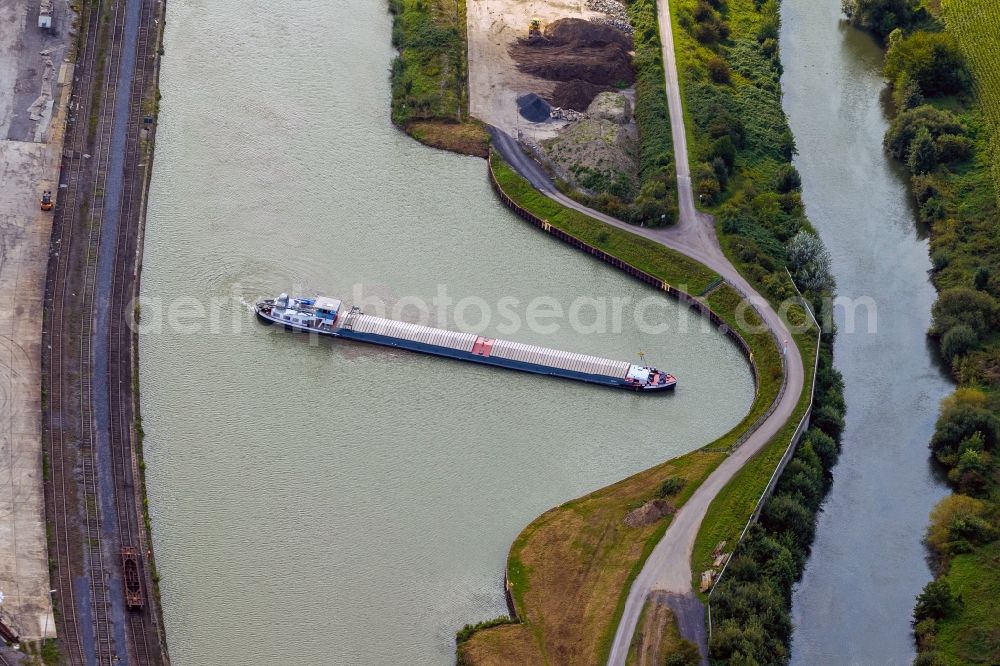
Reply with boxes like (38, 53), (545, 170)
(548, 79), (615, 111)
(516, 93), (551, 122)
(544, 18), (632, 50)
(509, 19), (634, 87)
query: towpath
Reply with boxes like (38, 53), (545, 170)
(488, 0), (805, 662)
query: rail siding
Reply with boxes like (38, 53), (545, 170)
(487, 151), (758, 388)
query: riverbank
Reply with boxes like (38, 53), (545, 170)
(389, 0), (489, 156)
(458, 160), (769, 663)
(651, 0), (850, 661)
(457, 148), (817, 663)
(855, 1), (1000, 663)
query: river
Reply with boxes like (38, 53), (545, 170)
(138, 0), (753, 663)
(780, 2), (953, 664)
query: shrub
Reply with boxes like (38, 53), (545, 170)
(931, 287), (999, 339)
(907, 126), (939, 174)
(885, 106), (964, 161)
(913, 579), (960, 622)
(885, 31), (970, 98)
(941, 324), (979, 365)
(657, 476), (686, 497)
(842, 0), (921, 36)
(930, 403), (1000, 465)
(936, 134), (973, 163)
(974, 267), (991, 291)
(812, 404), (845, 440)
(926, 493), (987, 556)
(775, 164), (802, 193)
(787, 231), (834, 294)
(708, 56), (732, 83)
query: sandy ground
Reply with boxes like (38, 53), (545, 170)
(0, 0), (72, 641)
(467, 0), (603, 141)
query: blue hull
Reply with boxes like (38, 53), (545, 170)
(256, 309), (675, 393)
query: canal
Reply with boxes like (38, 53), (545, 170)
(138, 0), (754, 663)
(780, 2), (953, 664)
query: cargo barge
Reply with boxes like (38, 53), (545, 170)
(255, 294), (676, 392)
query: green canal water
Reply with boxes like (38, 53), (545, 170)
(139, 0), (753, 663)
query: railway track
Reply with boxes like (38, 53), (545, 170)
(42, 0), (166, 661)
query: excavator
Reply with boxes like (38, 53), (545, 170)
(40, 191), (53, 211)
(528, 17), (542, 38)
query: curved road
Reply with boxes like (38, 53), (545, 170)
(488, 0), (806, 661)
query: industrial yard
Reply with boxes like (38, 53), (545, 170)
(0, 0), (71, 646)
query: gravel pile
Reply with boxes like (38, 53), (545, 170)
(587, 0), (633, 35)
(516, 93), (552, 123)
(550, 107), (587, 122)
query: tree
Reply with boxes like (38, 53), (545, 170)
(842, 0), (921, 37)
(885, 106), (964, 160)
(712, 136), (737, 168)
(812, 404), (845, 440)
(885, 31), (970, 97)
(974, 267), (991, 291)
(786, 231), (834, 293)
(761, 494), (815, 549)
(931, 287), (999, 339)
(907, 126), (939, 174)
(708, 56), (731, 84)
(913, 579), (960, 622)
(775, 164), (802, 193)
(803, 428), (840, 472)
(930, 403), (1000, 465)
(936, 134), (973, 163)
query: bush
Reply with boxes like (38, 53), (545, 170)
(941, 324), (979, 365)
(907, 126), (939, 174)
(930, 403), (1000, 465)
(931, 287), (999, 339)
(926, 493), (987, 557)
(775, 164), (802, 193)
(884, 106), (964, 161)
(914, 579), (960, 622)
(760, 494), (815, 549)
(842, 0), (921, 36)
(936, 134), (973, 163)
(885, 31), (970, 98)
(708, 56), (732, 83)
(787, 231), (834, 294)
(657, 476), (686, 497)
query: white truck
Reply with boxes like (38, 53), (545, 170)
(38, 0), (53, 31)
